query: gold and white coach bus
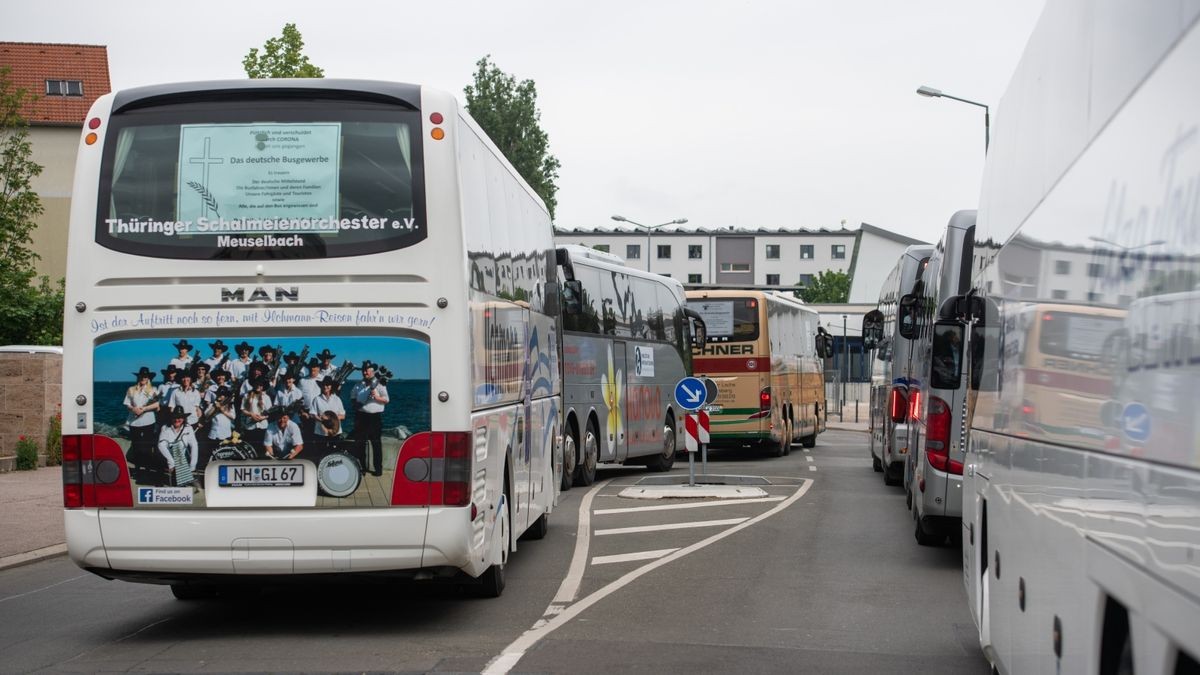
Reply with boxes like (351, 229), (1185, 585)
(959, 3), (1200, 671)
(61, 80), (560, 599)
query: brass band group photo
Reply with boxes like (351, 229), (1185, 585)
(118, 338), (397, 496)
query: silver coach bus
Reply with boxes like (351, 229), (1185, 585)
(555, 246), (693, 488)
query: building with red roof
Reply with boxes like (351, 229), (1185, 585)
(0, 42), (111, 280)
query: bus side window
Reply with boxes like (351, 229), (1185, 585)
(931, 322), (964, 389)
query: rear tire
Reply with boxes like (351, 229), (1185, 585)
(801, 433), (816, 449)
(523, 512), (549, 541)
(883, 464), (901, 486)
(765, 436), (785, 458)
(915, 515), (944, 546)
(645, 418), (676, 472)
(477, 490), (510, 598)
(560, 423), (577, 492)
(573, 421), (599, 486)
(872, 455), (883, 472)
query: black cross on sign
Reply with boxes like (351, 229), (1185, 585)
(188, 136), (225, 217)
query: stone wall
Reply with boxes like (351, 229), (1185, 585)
(0, 352), (62, 471)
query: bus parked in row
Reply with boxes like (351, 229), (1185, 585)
(959, 3), (1200, 671)
(898, 211), (975, 545)
(686, 290), (829, 455)
(862, 245), (933, 484)
(555, 245), (695, 488)
(61, 80), (560, 599)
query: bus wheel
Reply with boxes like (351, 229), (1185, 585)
(646, 417), (676, 472)
(560, 422), (578, 492)
(574, 420), (599, 486)
(872, 455), (883, 472)
(801, 433), (816, 448)
(764, 435), (785, 458)
(915, 515), (945, 547)
(477, 490), (510, 597)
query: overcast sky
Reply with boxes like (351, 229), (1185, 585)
(5, 0), (1044, 244)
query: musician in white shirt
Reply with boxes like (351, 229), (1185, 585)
(351, 361), (389, 476)
(203, 339), (230, 375)
(316, 348), (337, 379)
(168, 371), (204, 427)
(264, 409), (305, 460)
(124, 367), (161, 479)
(240, 376), (273, 449)
(227, 341), (254, 384)
(168, 339), (195, 372)
(158, 406), (199, 487)
(310, 376), (346, 452)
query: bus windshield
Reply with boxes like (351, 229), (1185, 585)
(97, 100), (426, 260)
(689, 297), (760, 341)
(1037, 311), (1120, 361)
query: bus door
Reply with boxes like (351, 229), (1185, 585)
(609, 341), (630, 461)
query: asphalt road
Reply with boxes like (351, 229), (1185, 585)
(0, 430), (987, 674)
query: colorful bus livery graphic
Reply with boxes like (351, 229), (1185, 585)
(93, 335), (431, 507)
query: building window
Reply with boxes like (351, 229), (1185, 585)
(719, 262), (751, 273)
(831, 244), (846, 260)
(1087, 262), (1103, 277)
(657, 244), (671, 259)
(688, 274), (702, 284)
(798, 274), (814, 286)
(1087, 292), (1101, 302)
(45, 79), (83, 97)
(766, 274), (780, 285)
(688, 244), (703, 259)
(593, 244), (609, 253)
(1051, 289), (1068, 300)
(626, 244), (640, 259)
(1054, 260), (1071, 274)
(765, 244), (780, 259)
(800, 245), (814, 259)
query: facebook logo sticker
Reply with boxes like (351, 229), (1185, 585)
(138, 488), (154, 504)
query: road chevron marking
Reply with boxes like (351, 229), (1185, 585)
(595, 518), (748, 536)
(591, 548), (679, 565)
(481, 478), (814, 675)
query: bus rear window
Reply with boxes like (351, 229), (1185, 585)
(96, 100), (425, 260)
(1038, 312), (1120, 361)
(689, 298), (760, 342)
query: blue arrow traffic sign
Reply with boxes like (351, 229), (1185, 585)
(674, 376), (708, 411)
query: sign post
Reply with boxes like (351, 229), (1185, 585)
(674, 377), (707, 486)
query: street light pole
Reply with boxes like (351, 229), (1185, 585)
(842, 314), (848, 419)
(916, 85), (989, 153)
(610, 215), (689, 274)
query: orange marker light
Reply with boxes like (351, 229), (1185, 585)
(85, 132), (98, 145)
(431, 128), (445, 140)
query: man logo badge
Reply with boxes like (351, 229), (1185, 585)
(220, 286), (299, 302)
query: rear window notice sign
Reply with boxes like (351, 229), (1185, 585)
(177, 123), (341, 226)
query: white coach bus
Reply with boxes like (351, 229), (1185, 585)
(61, 80), (560, 599)
(555, 245), (695, 487)
(959, 4), (1200, 672)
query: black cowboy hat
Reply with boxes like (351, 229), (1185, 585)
(316, 348), (336, 360)
(258, 345), (277, 356)
(319, 375), (336, 387)
(234, 341), (254, 353)
(360, 360), (376, 371)
(305, 358), (322, 369)
(214, 385), (232, 400)
(161, 364), (179, 377)
(172, 339), (193, 351)
(132, 366), (155, 381)
(179, 368), (194, 379)
(191, 362), (210, 378)
(209, 339), (229, 352)
(282, 370), (297, 381)
(248, 360), (268, 375)
(267, 407), (292, 421)
(283, 351), (302, 362)
(169, 405), (188, 420)
(250, 376), (269, 388)
(211, 368), (228, 379)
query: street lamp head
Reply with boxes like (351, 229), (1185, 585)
(611, 215), (628, 223)
(916, 85), (942, 98)
(672, 218), (689, 225)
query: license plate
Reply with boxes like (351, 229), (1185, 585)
(218, 463), (305, 487)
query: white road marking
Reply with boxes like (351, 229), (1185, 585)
(591, 548), (679, 565)
(548, 479), (607, 606)
(809, 465), (817, 472)
(0, 574), (87, 604)
(594, 495), (786, 515)
(595, 518), (748, 536)
(482, 479), (814, 675)
(805, 455), (814, 462)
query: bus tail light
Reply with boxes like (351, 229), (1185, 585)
(908, 389), (922, 422)
(889, 386), (908, 423)
(391, 431), (473, 507)
(925, 396), (961, 474)
(62, 434), (133, 508)
(759, 387), (771, 411)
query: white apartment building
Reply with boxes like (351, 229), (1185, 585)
(555, 225), (864, 288)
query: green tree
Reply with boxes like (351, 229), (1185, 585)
(794, 269), (851, 303)
(243, 23), (325, 79)
(464, 56), (561, 219)
(0, 67), (62, 345)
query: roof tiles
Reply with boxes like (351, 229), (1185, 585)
(0, 42), (111, 126)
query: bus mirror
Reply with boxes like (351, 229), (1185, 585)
(930, 322), (964, 389)
(815, 330), (834, 358)
(898, 295), (918, 340)
(563, 280), (583, 315)
(862, 309), (884, 349)
(690, 318), (707, 348)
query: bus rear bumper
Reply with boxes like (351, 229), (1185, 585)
(72, 506), (479, 579)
